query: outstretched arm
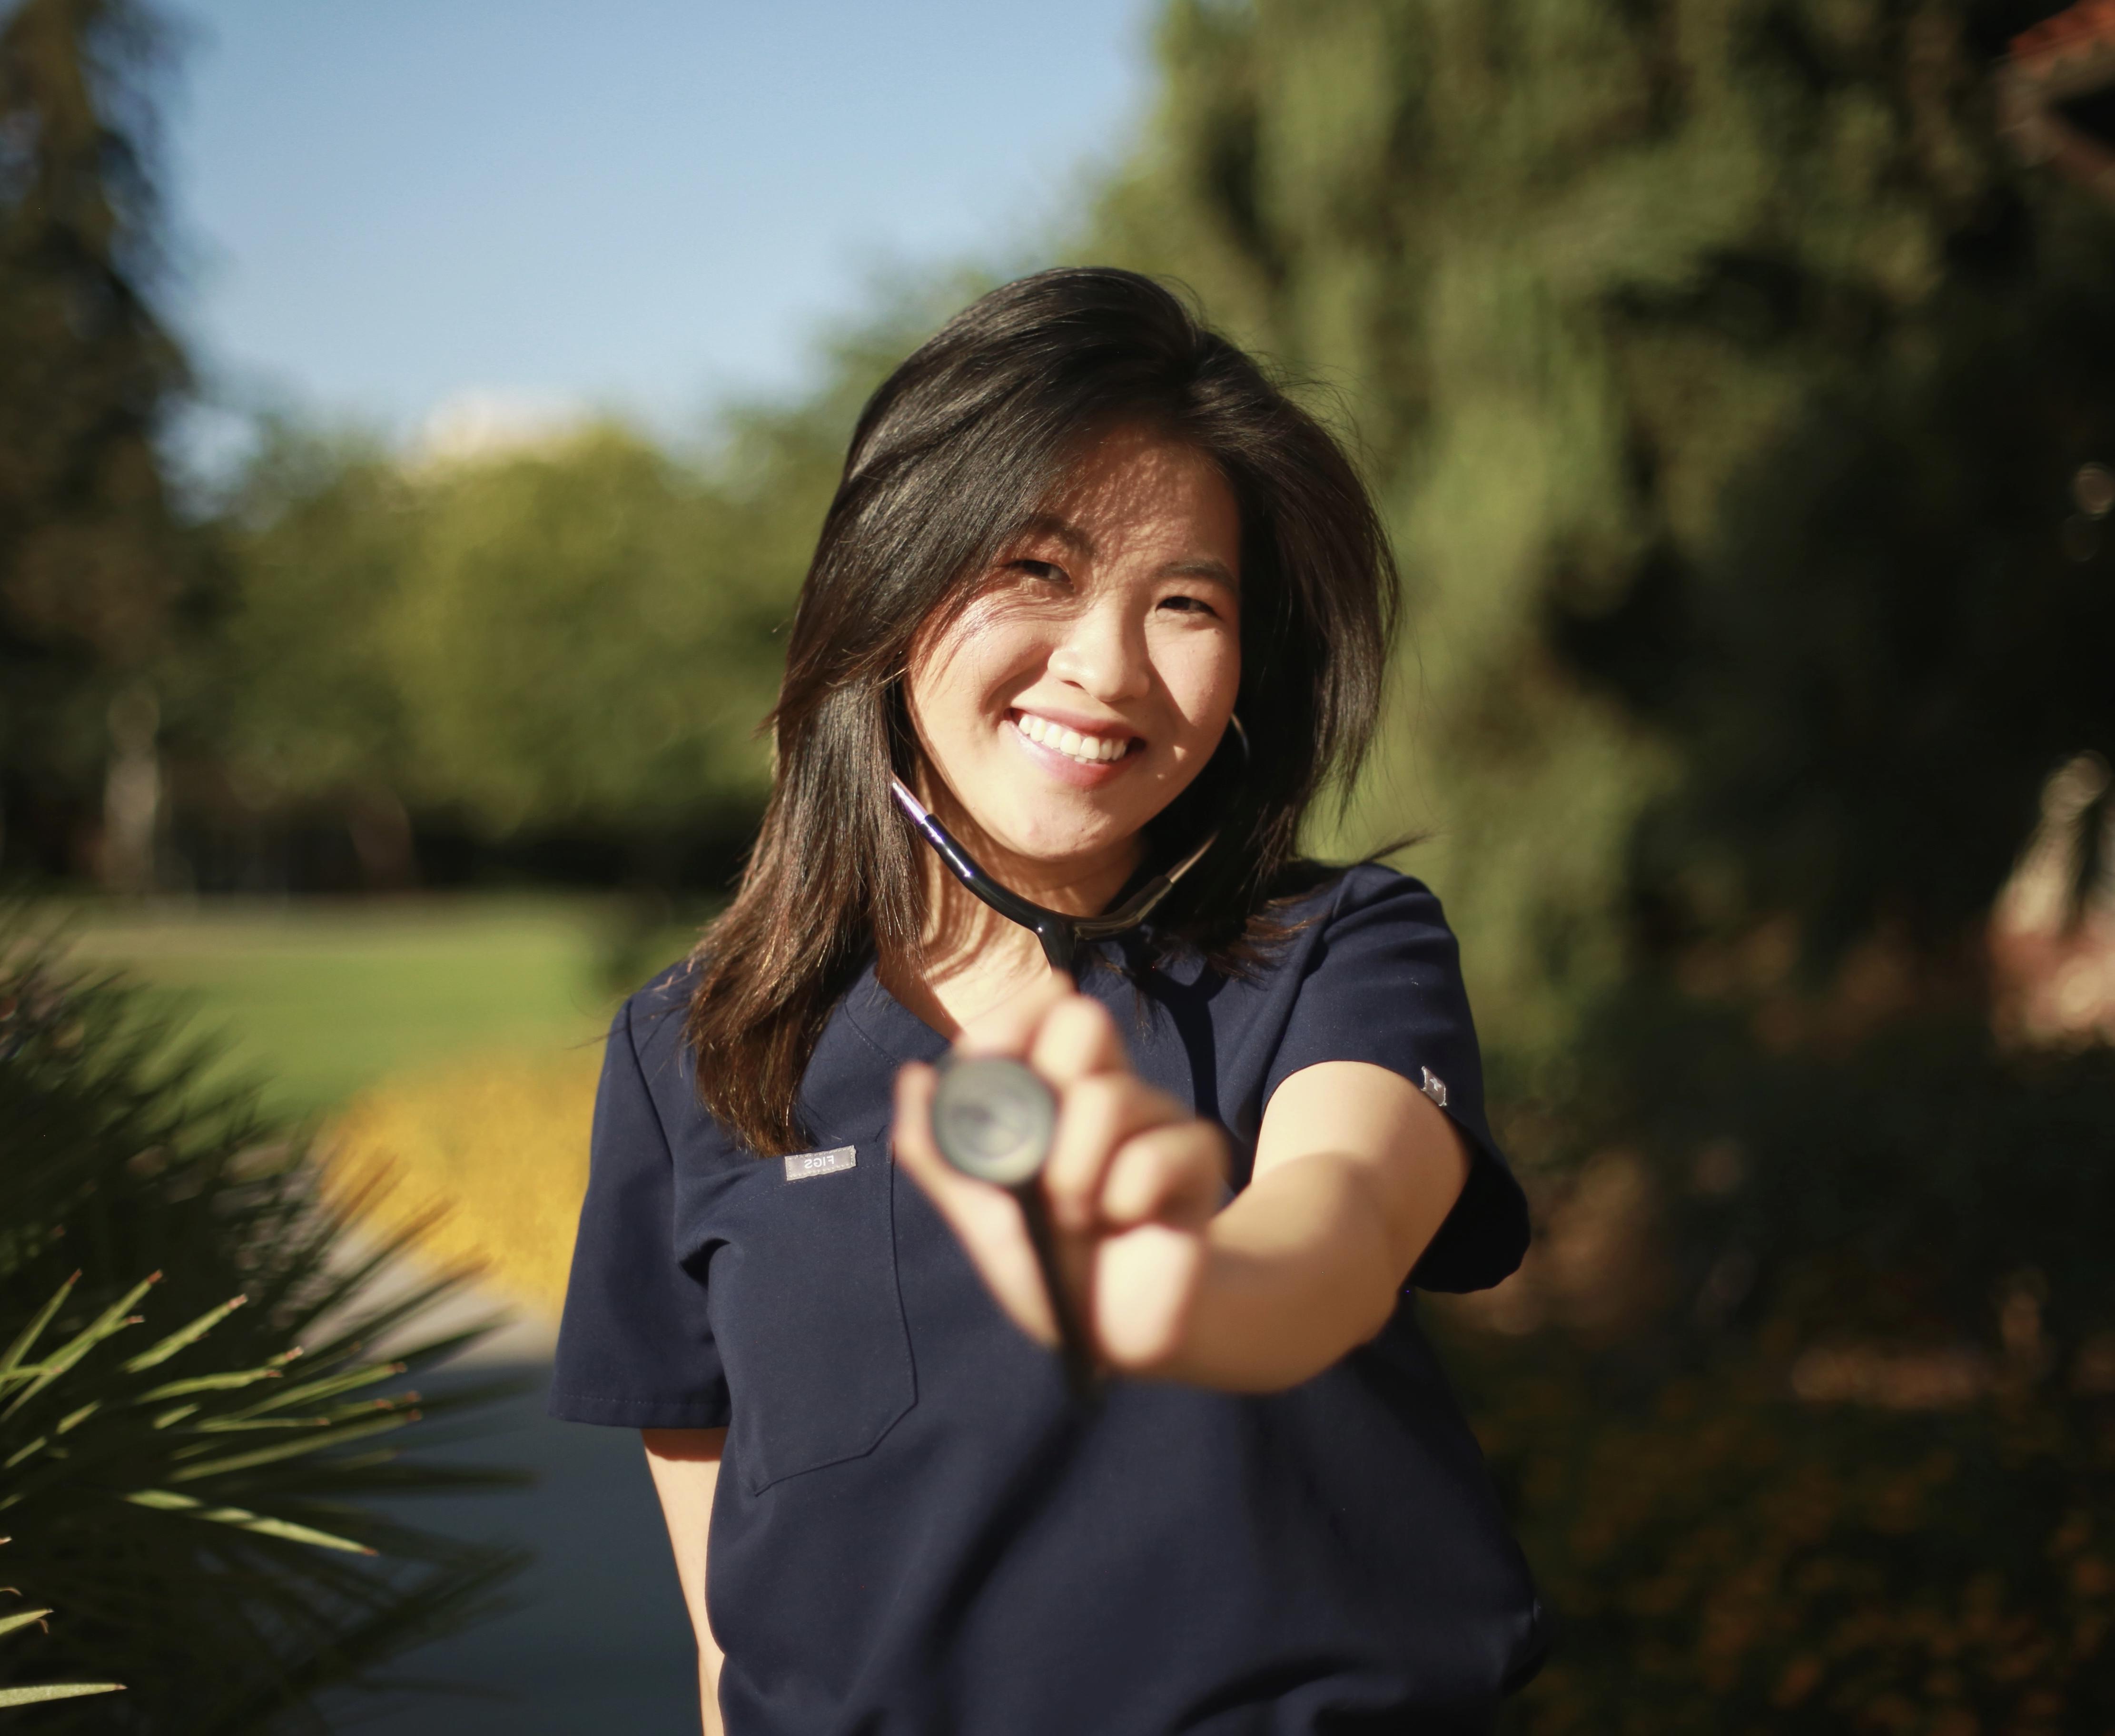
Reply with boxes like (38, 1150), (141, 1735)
(891, 980), (1469, 1393)
(1173, 1056), (1469, 1388)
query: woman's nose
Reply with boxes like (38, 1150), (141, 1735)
(1045, 595), (1150, 702)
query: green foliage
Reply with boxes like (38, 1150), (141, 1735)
(0, 916), (529, 1731)
(0, 0), (204, 817)
(395, 427), (788, 830)
(1459, 997), (2115, 1731)
(205, 273), (993, 869)
(0, 1563), (121, 1708)
(207, 427), (420, 813)
(215, 423), (784, 837)
(1096, 0), (2115, 1724)
(1096, 0), (2115, 1051)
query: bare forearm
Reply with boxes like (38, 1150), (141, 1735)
(643, 1429), (727, 1736)
(1156, 1154), (1407, 1391)
(697, 1654), (724, 1736)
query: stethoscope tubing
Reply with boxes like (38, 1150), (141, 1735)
(887, 714), (1247, 975)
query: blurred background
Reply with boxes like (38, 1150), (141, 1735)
(6, 0), (2115, 1728)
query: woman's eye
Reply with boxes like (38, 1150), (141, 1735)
(1008, 559), (1067, 584)
(1158, 593), (1219, 618)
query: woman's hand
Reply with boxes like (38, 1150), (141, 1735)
(896, 976), (1475, 1392)
(891, 976), (1227, 1373)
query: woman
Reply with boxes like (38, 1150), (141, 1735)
(551, 268), (1545, 1735)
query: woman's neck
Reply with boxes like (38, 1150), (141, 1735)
(878, 790), (1143, 1039)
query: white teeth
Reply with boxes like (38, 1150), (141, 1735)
(1014, 713), (1131, 766)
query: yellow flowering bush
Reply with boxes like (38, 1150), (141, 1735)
(325, 1045), (603, 1319)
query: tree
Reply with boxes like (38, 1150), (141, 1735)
(0, 915), (527, 1730)
(206, 278), (980, 891)
(0, 0), (202, 881)
(387, 425), (787, 837)
(1096, 0), (2115, 1724)
(1099, 0), (2115, 1043)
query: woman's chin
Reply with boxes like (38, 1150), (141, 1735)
(973, 812), (1140, 877)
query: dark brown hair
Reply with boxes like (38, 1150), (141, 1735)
(684, 267), (1395, 1154)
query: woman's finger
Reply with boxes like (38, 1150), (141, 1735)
(1042, 1071), (1184, 1233)
(1101, 1121), (1228, 1232)
(1090, 1223), (1208, 1371)
(952, 971), (1074, 1060)
(1027, 993), (1127, 1087)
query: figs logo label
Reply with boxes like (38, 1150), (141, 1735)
(782, 1145), (857, 1182)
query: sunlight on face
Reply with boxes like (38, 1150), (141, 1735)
(906, 423), (1243, 887)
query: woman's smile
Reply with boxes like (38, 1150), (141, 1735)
(1006, 706), (1143, 784)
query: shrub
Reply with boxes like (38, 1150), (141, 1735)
(324, 1048), (600, 1322)
(0, 915), (529, 1732)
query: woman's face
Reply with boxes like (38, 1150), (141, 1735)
(906, 423), (1243, 888)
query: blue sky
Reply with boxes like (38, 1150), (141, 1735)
(164, 0), (1157, 450)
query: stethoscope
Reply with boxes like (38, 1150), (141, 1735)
(886, 713), (1249, 977)
(889, 713), (1248, 1404)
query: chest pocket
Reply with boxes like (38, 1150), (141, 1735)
(712, 1137), (916, 1494)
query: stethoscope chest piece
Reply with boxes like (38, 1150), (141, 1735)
(927, 1054), (1098, 1406)
(932, 1057), (1057, 1187)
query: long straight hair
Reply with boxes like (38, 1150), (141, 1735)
(684, 268), (1396, 1155)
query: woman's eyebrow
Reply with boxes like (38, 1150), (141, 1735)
(1161, 556), (1239, 591)
(1012, 516), (1237, 591)
(1013, 512), (1093, 554)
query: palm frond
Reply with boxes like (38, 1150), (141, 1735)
(0, 907), (536, 1730)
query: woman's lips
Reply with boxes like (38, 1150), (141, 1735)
(1006, 710), (1141, 787)
(1011, 709), (1138, 764)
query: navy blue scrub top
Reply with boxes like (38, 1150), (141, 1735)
(551, 864), (1546, 1734)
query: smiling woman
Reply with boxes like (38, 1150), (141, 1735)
(890, 424), (1243, 1012)
(549, 269), (1545, 1736)
(913, 430), (1239, 812)
(678, 270), (1396, 1157)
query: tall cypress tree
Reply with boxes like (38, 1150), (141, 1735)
(0, 0), (195, 878)
(1099, 0), (2115, 1038)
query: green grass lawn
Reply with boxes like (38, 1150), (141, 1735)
(50, 896), (630, 1120)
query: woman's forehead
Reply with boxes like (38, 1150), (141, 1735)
(1012, 436), (1241, 571)
(1042, 424), (1230, 509)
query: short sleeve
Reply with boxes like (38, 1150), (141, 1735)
(548, 995), (731, 1428)
(1261, 866), (1530, 1293)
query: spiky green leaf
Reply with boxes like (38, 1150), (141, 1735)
(167, 1410), (416, 1481)
(0, 1276), (77, 1381)
(120, 1295), (247, 1373)
(135, 1366), (284, 1403)
(1, 1275), (159, 1421)
(122, 1490), (372, 1557)
(0, 1681), (125, 1706)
